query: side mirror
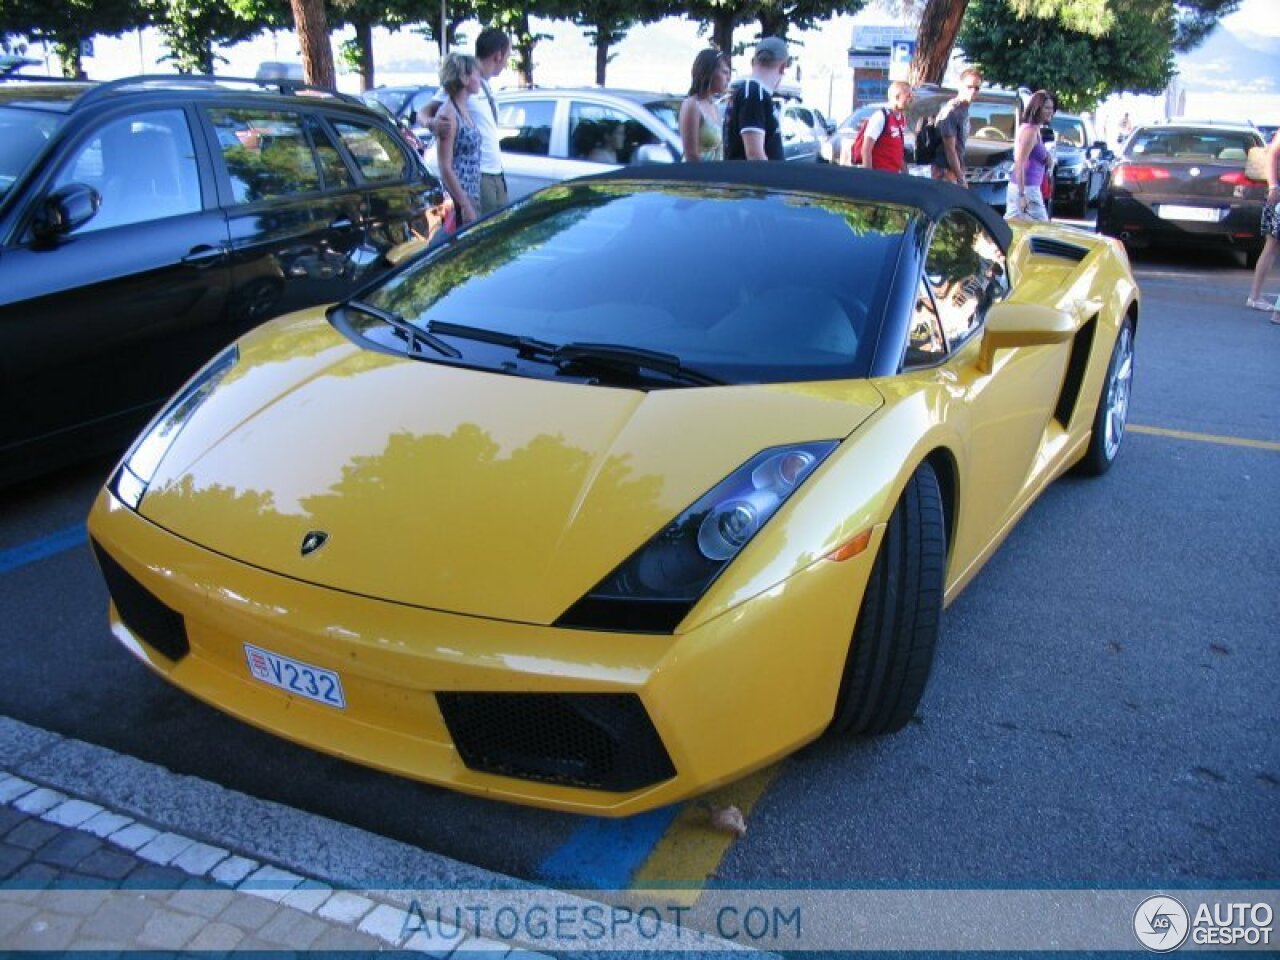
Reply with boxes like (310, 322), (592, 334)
(32, 182), (101, 242)
(978, 302), (1075, 373)
(825, 120), (837, 135)
(633, 143), (675, 165)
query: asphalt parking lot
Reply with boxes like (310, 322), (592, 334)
(1, 239), (1276, 895)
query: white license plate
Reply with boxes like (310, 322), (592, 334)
(244, 643), (346, 709)
(1158, 204), (1222, 222)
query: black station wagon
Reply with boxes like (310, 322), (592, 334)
(0, 74), (450, 485)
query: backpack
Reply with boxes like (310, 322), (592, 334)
(850, 108), (889, 166)
(914, 115), (943, 165)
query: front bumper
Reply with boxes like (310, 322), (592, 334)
(89, 490), (881, 815)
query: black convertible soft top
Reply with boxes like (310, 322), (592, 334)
(586, 161), (1013, 252)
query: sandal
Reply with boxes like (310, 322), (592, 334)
(1246, 297), (1274, 311)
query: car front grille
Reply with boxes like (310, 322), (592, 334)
(92, 541), (190, 662)
(436, 692), (676, 792)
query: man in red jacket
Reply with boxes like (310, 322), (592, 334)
(860, 81), (913, 173)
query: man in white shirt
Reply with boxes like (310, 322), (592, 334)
(423, 29), (511, 215)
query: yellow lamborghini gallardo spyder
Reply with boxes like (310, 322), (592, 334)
(89, 165), (1139, 815)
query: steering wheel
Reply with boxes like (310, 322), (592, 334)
(973, 126), (1006, 139)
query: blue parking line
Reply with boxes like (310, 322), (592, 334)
(0, 523), (88, 573)
(538, 805), (680, 889)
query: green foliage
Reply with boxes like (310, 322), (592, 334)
(143, 0), (265, 73)
(0, 0), (137, 75)
(960, 0), (1180, 111)
(1172, 0), (1240, 51)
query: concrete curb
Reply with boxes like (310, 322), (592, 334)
(1, 716), (767, 956)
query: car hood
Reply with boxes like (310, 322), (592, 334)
(137, 311), (883, 624)
(1055, 144), (1086, 164)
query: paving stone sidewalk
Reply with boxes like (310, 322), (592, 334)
(0, 771), (513, 954)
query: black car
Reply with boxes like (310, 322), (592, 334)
(1096, 122), (1267, 267)
(0, 74), (449, 485)
(1050, 112), (1112, 217)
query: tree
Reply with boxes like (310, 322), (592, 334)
(331, 0), (433, 90)
(0, 0), (137, 77)
(471, 0), (577, 87)
(574, 0), (671, 86)
(684, 0), (758, 56)
(912, 0), (1236, 88)
(290, 0), (334, 86)
(143, 0), (271, 74)
(754, 0), (870, 41)
(959, 0), (1242, 111)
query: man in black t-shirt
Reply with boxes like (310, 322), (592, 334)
(724, 36), (790, 161)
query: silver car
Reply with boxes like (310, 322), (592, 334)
(492, 88), (685, 201)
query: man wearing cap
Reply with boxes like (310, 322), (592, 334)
(724, 37), (790, 162)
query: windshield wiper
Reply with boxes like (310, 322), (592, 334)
(424, 320), (557, 360)
(553, 342), (722, 387)
(347, 300), (461, 359)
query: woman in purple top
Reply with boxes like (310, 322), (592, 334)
(1006, 90), (1055, 222)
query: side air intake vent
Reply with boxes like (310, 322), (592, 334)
(1030, 237), (1089, 262)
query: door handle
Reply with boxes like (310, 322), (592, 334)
(330, 218), (357, 231)
(182, 245), (226, 268)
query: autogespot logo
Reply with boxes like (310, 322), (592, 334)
(1134, 895), (1190, 952)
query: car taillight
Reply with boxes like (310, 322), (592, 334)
(1114, 165), (1171, 186)
(1219, 171), (1265, 187)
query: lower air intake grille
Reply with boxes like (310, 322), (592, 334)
(437, 692), (676, 792)
(92, 541), (190, 662)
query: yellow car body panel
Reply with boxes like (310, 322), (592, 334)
(90, 489), (883, 815)
(87, 199), (1139, 815)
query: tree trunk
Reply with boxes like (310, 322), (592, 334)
(516, 6), (534, 87)
(55, 39), (84, 80)
(712, 11), (735, 56)
(290, 0), (335, 89)
(595, 38), (609, 86)
(758, 11), (786, 40)
(912, 0), (970, 86)
(354, 19), (374, 90)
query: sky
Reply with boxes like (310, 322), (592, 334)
(16, 0), (1280, 125)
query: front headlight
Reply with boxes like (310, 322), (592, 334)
(556, 441), (837, 633)
(969, 160), (1013, 184)
(109, 345), (239, 510)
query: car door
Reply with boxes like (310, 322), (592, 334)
(912, 211), (1067, 568)
(494, 97), (561, 201)
(0, 104), (232, 462)
(206, 104), (370, 322)
(326, 112), (435, 271)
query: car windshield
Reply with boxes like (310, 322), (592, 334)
(0, 106), (62, 199)
(359, 183), (913, 385)
(1052, 117), (1088, 147)
(966, 101), (1019, 142)
(1127, 128), (1261, 160)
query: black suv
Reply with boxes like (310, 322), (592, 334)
(0, 74), (449, 484)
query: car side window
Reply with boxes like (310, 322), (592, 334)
(923, 210), (1008, 349)
(52, 109), (200, 233)
(569, 102), (658, 165)
(498, 100), (556, 156)
(331, 120), (407, 182)
(904, 277), (947, 368)
(305, 116), (353, 190)
(210, 108), (321, 203)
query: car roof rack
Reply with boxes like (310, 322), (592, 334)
(73, 73), (365, 111)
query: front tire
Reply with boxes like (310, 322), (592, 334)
(1077, 317), (1135, 476)
(830, 462), (946, 736)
